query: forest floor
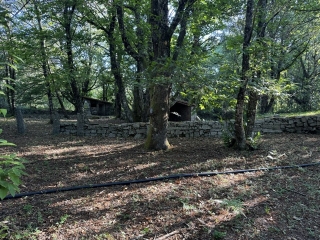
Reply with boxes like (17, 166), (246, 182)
(0, 115), (320, 240)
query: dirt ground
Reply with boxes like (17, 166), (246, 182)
(0, 115), (319, 240)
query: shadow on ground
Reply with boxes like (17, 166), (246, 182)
(0, 117), (320, 239)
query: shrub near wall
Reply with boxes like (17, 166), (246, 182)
(59, 115), (320, 139)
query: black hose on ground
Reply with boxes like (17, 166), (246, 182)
(3, 162), (320, 200)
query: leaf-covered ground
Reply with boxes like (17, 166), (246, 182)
(0, 116), (320, 240)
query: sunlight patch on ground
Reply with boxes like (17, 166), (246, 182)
(133, 162), (158, 171)
(45, 178), (262, 238)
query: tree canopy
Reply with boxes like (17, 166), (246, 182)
(0, 0), (320, 150)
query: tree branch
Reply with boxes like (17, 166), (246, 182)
(172, 10), (189, 61)
(116, 5), (140, 62)
(168, 0), (185, 38)
(280, 39), (310, 72)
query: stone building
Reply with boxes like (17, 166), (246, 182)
(82, 97), (113, 116)
(169, 100), (196, 121)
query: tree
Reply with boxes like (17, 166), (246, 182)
(33, 0), (55, 122)
(245, 0), (266, 139)
(20, 0), (104, 115)
(231, 0), (317, 149)
(233, 0), (254, 150)
(0, 5), (16, 116)
(62, 1), (84, 113)
(80, 0), (133, 121)
(286, 41), (320, 112)
(258, 1), (315, 114)
(145, 0), (196, 150)
(116, 1), (150, 122)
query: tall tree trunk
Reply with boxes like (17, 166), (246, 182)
(63, 3), (83, 114)
(146, 0), (170, 150)
(34, 1), (54, 123)
(102, 82), (107, 101)
(47, 85), (54, 123)
(5, 64), (10, 113)
(145, 0), (193, 150)
(5, 63), (15, 116)
(246, 0), (267, 138)
(260, 94), (269, 114)
(234, 86), (247, 150)
(260, 66), (280, 114)
(132, 61), (144, 122)
(142, 89), (150, 122)
(108, 14), (133, 122)
(55, 89), (69, 118)
(234, 0), (254, 150)
(146, 83), (170, 150)
(260, 95), (275, 114)
(114, 93), (121, 119)
(145, 0), (171, 150)
(117, 4), (148, 122)
(265, 96), (275, 113)
(83, 3), (132, 121)
(246, 91), (259, 138)
(81, 26), (93, 97)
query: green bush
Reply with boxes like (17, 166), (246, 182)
(0, 109), (26, 200)
(0, 5), (26, 200)
(246, 131), (262, 150)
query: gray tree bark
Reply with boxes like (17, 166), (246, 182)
(52, 111), (60, 135)
(16, 107), (26, 134)
(246, 0), (267, 139)
(145, 0), (194, 150)
(234, 0), (254, 150)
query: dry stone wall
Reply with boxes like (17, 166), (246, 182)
(59, 115), (320, 139)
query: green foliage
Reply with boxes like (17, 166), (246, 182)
(0, 66), (26, 200)
(0, 109), (7, 117)
(0, 219), (9, 239)
(221, 129), (235, 148)
(246, 131), (262, 150)
(57, 214), (70, 226)
(0, 5), (11, 27)
(141, 227), (151, 235)
(3, 220), (41, 240)
(212, 230), (227, 240)
(23, 204), (34, 215)
(221, 198), (245, 216)
(0, 153), (26, 200)
(1, 0), (320, 129)
(221, 120), (235, 148)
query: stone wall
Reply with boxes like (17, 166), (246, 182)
(59, 115), (320, 139)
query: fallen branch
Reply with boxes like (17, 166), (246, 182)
(155, 230), (180, 240)
(197, 218), (215, 228)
